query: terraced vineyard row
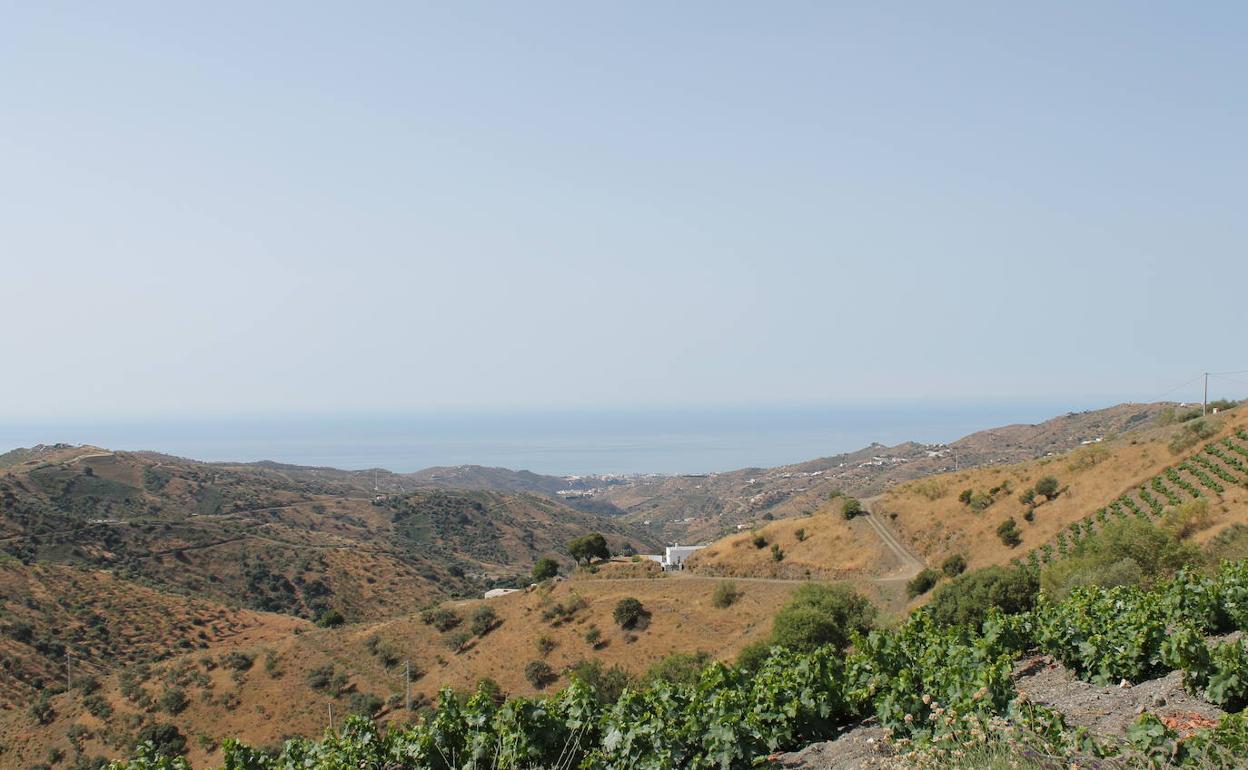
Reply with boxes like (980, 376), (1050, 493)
(1022, 430), (1248, 569)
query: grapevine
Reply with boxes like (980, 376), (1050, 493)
(1165, 467), (1203, 498)
(1152, 476), (1182, 506)
(1182, 459), (1226, 493)
(1138, 488), (1164, 516)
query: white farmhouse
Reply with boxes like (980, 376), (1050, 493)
(663, 543), (705, 570)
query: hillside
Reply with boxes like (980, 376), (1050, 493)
(516, 403), (1173, 543)
(0, 447), (657, 707)
(0, 571), (809, 768)
(877, 404), (1248, 579)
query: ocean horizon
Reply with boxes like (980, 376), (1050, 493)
(1, 399), (1118, 476)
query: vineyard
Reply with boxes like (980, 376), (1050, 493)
(1023, 429), (1248, 571)
(105, 559), (1248, 770)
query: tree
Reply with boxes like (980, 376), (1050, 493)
(613, 597), (647, 629)
(568, 659), (634, 705)
(770, 583), (876, 652)
(470, 605), (498, 637)
(1018, 489), (1036, 506)
(841, 498), (864, 520)
(997, 518), (1022, 547)
(958, 489), (973, 505)
(567, 533), (610, 565)
(532, 556), (559, 582)
(348, 691), (383, 717)
(1034, 476), (1060, 500)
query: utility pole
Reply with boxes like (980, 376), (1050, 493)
(328, 703), (334, 733)
(405, 660), (411, 712)
(1204, 372), (1209, 416)
(66, 652), (72, 690)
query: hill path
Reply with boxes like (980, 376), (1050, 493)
(859, 499), (924, 583)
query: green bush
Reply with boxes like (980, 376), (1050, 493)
(1034, 476), (1060, 500)
(535, 635), (556, 656)
(1040, 519), (1199, 600)
(1018, 489), (1036, 506)
(316, 608), (345, 628)
(159, 686), (188, 715)
(841, 498), (863, 519)
(927, 566), (1038, 627)
(613, 598), (647, 629)
(523, 660), (555, 689)
(794, 528), (807, 542)
(568, 659), (634, 704)
(30, 692), (54, 724)
(996, 518), (1021, 547)
(419, 607), (461, 632)
(445, 630), (472, 653)
(751, 533), (767, 549)
(770, 544), (784, 562)
(941, 554), (967, 577)
(770, 583), (875, 652)
(470, 605), (498, 637)
(348, 691), (383, 717)
(711, 580), (742, 609)
(643, 651), (713, 686)
(531, 556), (559, 581)
(133, 723), (186, 757)
(958, 489), (973, 505)
(905, 568), (940, 599)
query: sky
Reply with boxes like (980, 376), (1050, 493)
(2, 2), (1246, 420)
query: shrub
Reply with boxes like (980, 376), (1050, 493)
(535, 635), (556, 656)
(1040, 519), (1199, 600)
(470, 606), (498, 637)
(958, 489), (973, 505)
(927, 566), (1038, 627)
(941, 553), (967, 577)
(316, 609), (345, 628)
(711, 580), (742, 608)
(613, 598), (647, 629)
(83, 693), (112, 719)
(794, 527), (807, 542)
(419, 607), (461, 632)
(734, 640), (773, 675)
(770, 583), (876, 652)
(751, 533), (767, 549)
(159, 686), (188, 715)
(567, 533), (610, 564)
(445, 630), (472, 653)
(841, 498), (864, 519)
(524, 660), (555, 689)
(568, 659), (634, 705)
(531, 556), (559, 582)
(1162, 498), (1213, 539)
(1169, 418), (1219, 454)
(134, 723), (186, 757)
(30, 692), (54, 724)
(770, 543), (784, 562)
(584, 626), (602, 646)
(1018, 489), (1036, 506)
(905, 568), (940, 599)
(1034, 476), (1060, 500)
(996, 518), (1021, 547)
(306, 664), (350, 696)
(348, 692), (383, 717)
(219, 651), (254, 671)
(644, 651), (712, 685)
(968, 492), (994, 512)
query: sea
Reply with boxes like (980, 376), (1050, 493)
(0, 400), (1111, 476)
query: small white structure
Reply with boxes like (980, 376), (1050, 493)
(663, 543), (706, 570)
(483, 588), (520, 599)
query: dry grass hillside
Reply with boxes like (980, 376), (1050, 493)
(684, 501), (894, 580)
(876, 405), (1248, 576)
(0, 573), (803, 768)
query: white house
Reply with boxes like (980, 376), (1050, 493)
(663, 543), (705, 570)
(483, 588), (520, 599)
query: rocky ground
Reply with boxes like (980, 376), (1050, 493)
(772, 652), (1230, 769)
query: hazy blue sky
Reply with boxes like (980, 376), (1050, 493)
(3, 3), (1246, 420)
